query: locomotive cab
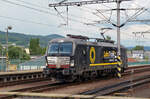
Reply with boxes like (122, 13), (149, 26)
(44, 40), (76, 81)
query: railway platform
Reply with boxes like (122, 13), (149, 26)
(0, 69), (45, 83)
(0, 69), (43, 76)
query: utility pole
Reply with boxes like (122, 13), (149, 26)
(48, 0), (133, 78)
(49, 0), (131, 56)
(49, 0), (131, 57)
(117, 0), (121, 56)
(5, 26), (12, 72)
(0, 43), (4, 72)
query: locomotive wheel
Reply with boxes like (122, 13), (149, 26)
(83, 72), (90, 81)
(64, 75), (77, 82)
(77, 75), (85, 82)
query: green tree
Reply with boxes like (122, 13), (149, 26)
(8, 46), (30, 60)
(29, 38), (47, 55)
(41, 47), (46, 55)
(0, 44), (6, 56)
(29, 38), (41, 55)
(106, 36), (111, 40)
(0, 44), (2, 56)
(132, 45), (144, 50)
(145, 56), (149, 62)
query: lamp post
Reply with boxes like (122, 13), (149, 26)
(5, 26), (12, 72)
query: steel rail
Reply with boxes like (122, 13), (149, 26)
(15, 65), (150, 93)
(9, 82), (62, 92)
(80, 74), (150, 96)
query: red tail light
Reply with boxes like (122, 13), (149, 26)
(61, 64), (70, 68)
(47, 64), (56, 68)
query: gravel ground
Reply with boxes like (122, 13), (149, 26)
(43, 71), (150, 94)
(124, 82), (150, 98)
(0, 80), (54, 92)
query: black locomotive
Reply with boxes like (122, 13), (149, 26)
(44, 34), (128, 82)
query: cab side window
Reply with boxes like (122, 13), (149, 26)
(102, 47), (117, 62)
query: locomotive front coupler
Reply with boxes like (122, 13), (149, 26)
(62, 69), (70, 75)
(62, 68), (75, 75)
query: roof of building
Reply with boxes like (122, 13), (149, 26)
(132, 50), (144, 54)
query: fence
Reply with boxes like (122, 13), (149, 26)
(0, 56), (46, 71)
(18, 56), (46, 71)
(128, 61), (150, 66)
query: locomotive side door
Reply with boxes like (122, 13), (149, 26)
(74, 44), (87, 71)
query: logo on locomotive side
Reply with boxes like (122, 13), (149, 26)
(90, 47), (96, 64)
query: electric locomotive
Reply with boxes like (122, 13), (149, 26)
(44, 34), (128, 82)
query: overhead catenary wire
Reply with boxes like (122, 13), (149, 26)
(81, 5), (120, 25)
(0, 15), (97, 35)
(1, 0), (99, 28)
(126, 2), (150, 37)
(120, 7), (147, 27)
(13, 0), (96, 23)
(2, 0), (150, 40)
(96, 10), (115, 25)
(54, 7), (67, 23)
(75, 6), (115, 23)
(76, 6), (116, 25)
(82, 3), (146, 27)
(49, 0), (147, 42)
(0, 0), (104, 37)
(0, 15), (54, 27)
(121, 30), (150, 45)
(128, 1), (150, 19)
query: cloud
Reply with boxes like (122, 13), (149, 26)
(0, 0), (150, 46)
(120, 24), (150, 46)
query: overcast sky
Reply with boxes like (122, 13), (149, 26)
(0, 0), (150, 47)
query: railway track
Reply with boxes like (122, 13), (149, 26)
(80, 74), (150, 96)
(1, 65), (148, 88)
(0, 81), (61, 99)
(77, 66), (150, 96)
(4, 79), (105, 92)
(0, 65), (150, 99)
(28, 65), (150, 94)
(124, 65), (150, 75)
(0, 65), (149, 87)
(5, 66), (150, 91)
(122, 67), (150, 79)
(10, 82), (63, 92)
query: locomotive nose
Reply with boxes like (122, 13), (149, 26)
(47, 57), (70, 69)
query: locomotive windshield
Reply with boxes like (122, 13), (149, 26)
(48, 42), (72, 56)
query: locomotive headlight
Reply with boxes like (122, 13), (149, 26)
(70, 60), (74, 67)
